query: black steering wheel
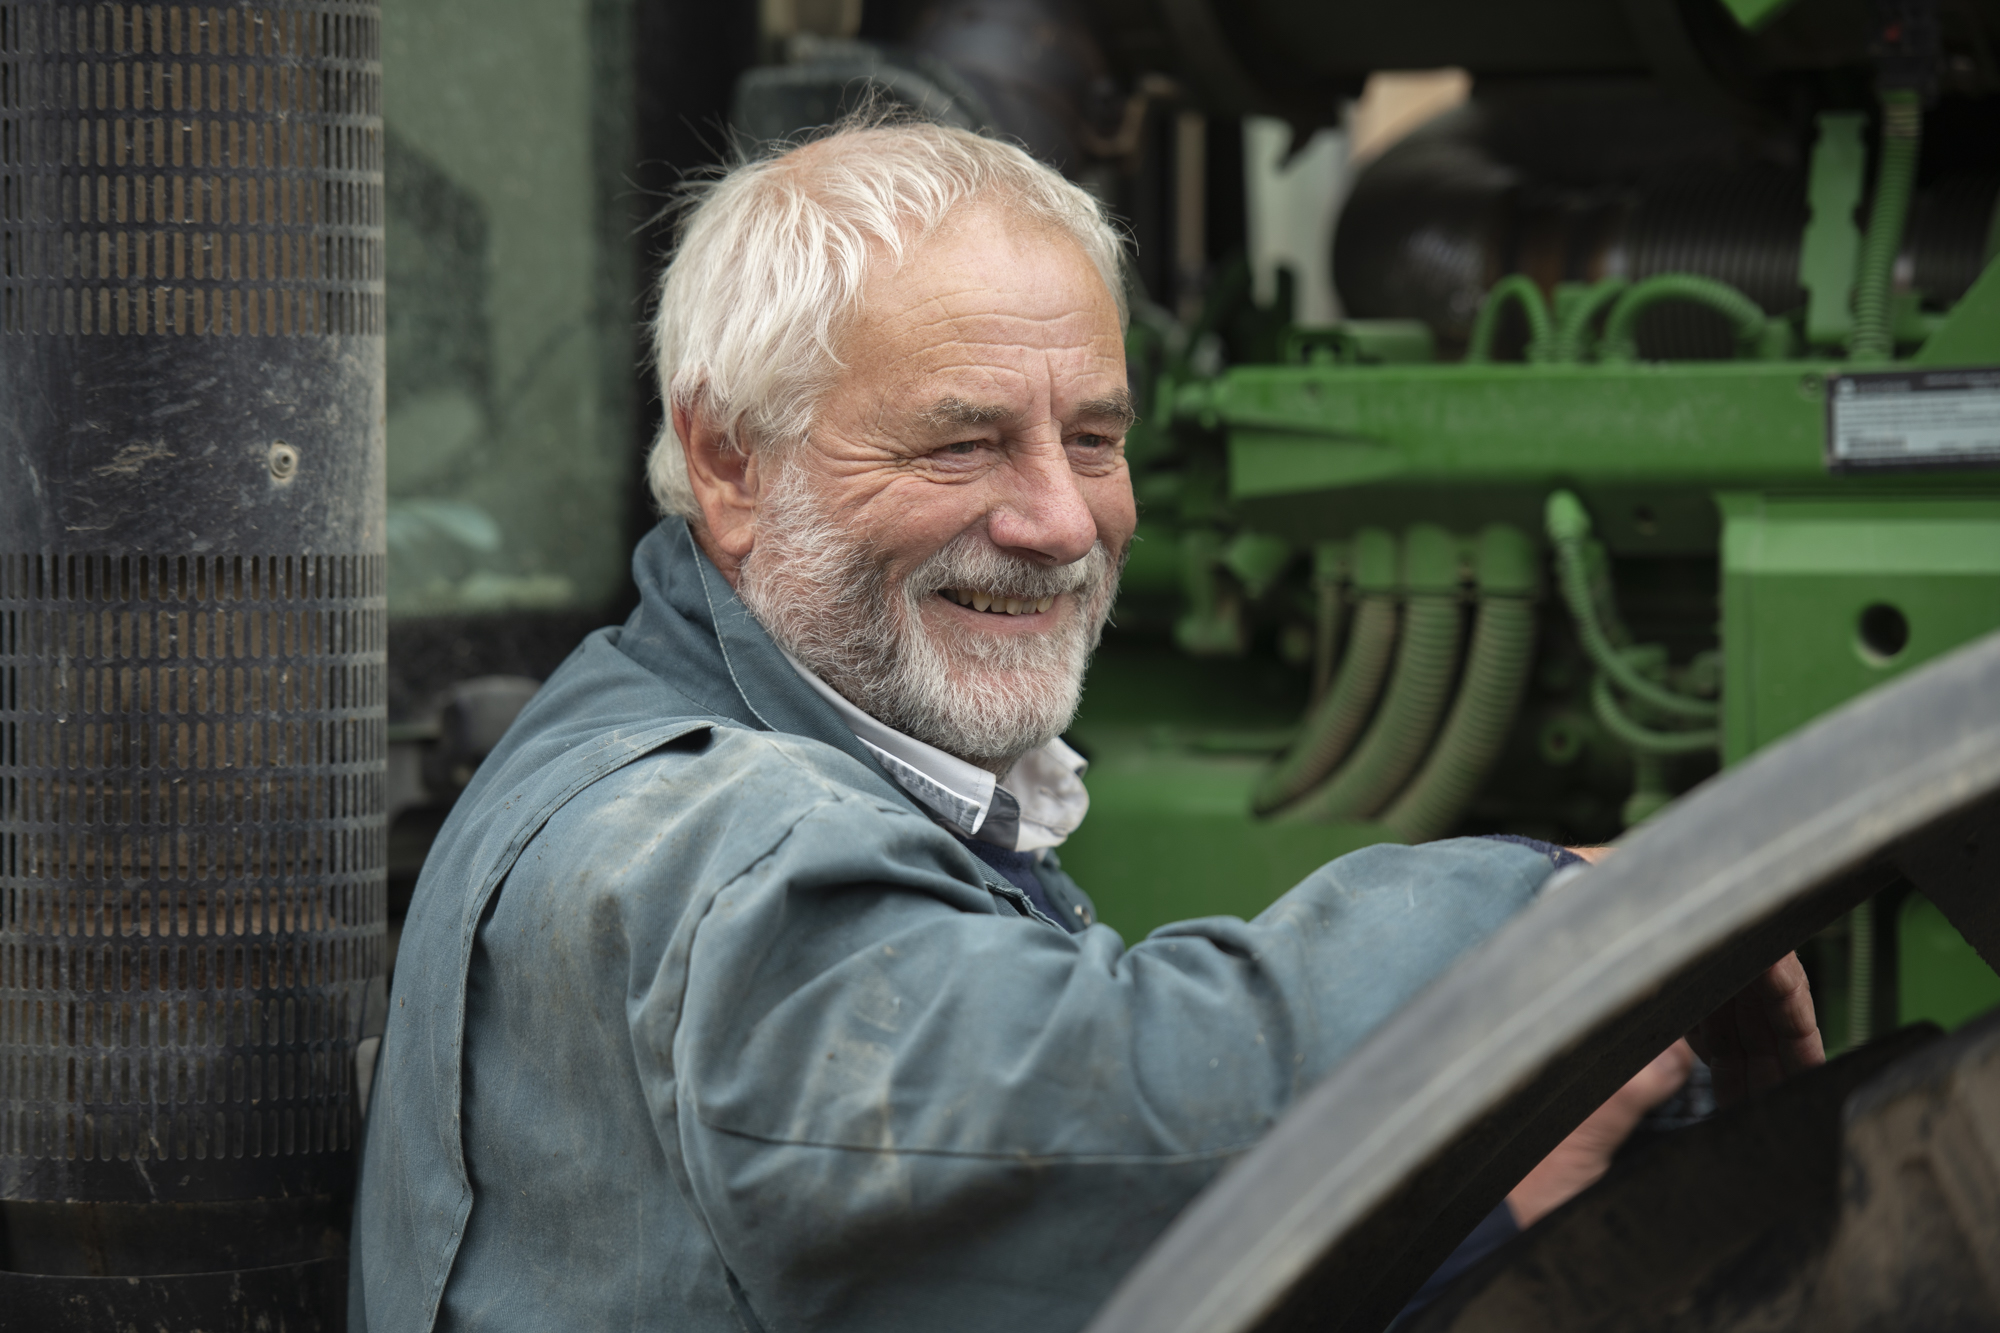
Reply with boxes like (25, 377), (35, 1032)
(1085, 630), (2000, 1333)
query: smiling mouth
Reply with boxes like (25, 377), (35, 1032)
(939, 588), (1056, 616)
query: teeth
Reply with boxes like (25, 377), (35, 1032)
(942, 588), (1057, 615)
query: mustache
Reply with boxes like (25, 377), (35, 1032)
(906, 531), (1119, 603)
(735, 469), (1127, 762)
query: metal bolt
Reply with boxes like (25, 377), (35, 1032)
(268, 441), (299, 480)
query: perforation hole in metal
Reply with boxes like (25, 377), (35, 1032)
(1, 552), (386, 1179)
(0, 2), (383, 338)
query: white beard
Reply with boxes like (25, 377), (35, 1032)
(736, 462), (1121, 768)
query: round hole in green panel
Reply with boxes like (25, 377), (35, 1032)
(1857, 602), (1910, 664)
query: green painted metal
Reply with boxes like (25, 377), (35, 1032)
(1799, 112), (1865, 350)
(1351, 527), (1398, 590)
(1900, 893), (2000, 1031)
(1120, 520), (1191, 596)
(1202, 362), (1999, 516)
(1719, 0), (1800, 31)
(1718, 493), (2000, 761)
(1221, 530), (1295, 599)
(1136, 229), (2000, 1036)
(1062, 643), (1396, 940)
(1058, 752), (1394, 939)
(1175, 527), (1246, 655)
(1284, 320), (1435, 366)
(1205, 362), (1843, 497)
(1914, 254), (2000, 366)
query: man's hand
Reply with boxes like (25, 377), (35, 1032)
(1500, 852), (1826, 1230)
(1687, 952), (1824, 1106)
(1564, 845), (1825, 1106)
(1505, 1040), (1695, 1227)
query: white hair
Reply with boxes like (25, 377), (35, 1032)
(644, 115), (1131, 518)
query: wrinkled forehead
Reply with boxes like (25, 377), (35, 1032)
(854, 190), (1122, 320)
(850, 204), (1122, 351)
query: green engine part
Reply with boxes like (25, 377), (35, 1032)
(1719, 493), (2000, 761)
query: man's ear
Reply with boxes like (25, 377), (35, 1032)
(675, 402), (763, 581)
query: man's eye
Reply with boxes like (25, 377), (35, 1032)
(1072, 434), (1112, 450)
(945, 440), (979, 455)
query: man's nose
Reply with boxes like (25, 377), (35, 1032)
(985, 440), (1099, 566)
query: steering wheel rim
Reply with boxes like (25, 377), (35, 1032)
(1084, 629), (2000, 1333)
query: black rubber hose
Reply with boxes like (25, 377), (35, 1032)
(1253, 596), (1398, 815)
(1380, 597), (1537, 843)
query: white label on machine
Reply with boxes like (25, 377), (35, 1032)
(1827, 367), (2000, 471)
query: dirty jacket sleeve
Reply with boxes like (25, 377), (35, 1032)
(578, 727), (1555, 1333)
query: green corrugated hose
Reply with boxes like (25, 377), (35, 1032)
(1551, 278), (1628, 364)
(1850, 89), (1922, 363)
(1252, 596), (1398, 815)
(1288, 592), (1464, 823)
(1466, 275), (1554, 364)
(1597, 273), (1768, 363)
(1380, 597), (1537, 843)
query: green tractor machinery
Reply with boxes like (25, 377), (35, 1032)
(363, 0), (2000, 1058)
(5, 0), (2000, 1323)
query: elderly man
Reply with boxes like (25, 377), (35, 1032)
(353, 120), (1820, 1332)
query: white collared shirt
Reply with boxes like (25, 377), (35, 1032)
(781, 651), (1089, 853)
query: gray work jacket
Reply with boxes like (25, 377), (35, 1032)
(351, 519), (1558, 1333)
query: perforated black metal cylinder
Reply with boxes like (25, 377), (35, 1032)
(0, 1), (383, 1315)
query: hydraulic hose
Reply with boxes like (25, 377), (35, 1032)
(1597, 274), (1768, 363)
(1466, 275), (1554, 364)
(1850, 89), (1922, 363)
(1290, 526), (1464, 823)
(1591, 674), (1720, 754)
(1254, 530), (1399, 815)
(1380, 526), (1539, 843)
(1546, 491), (1718, 721)
(1310, 542), (1345, 704)
(1550, 278), (1628, 364)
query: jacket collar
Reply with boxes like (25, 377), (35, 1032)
(615, 519), (917, 813)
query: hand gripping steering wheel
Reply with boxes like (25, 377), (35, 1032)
(1086, 630), (2000, 1333)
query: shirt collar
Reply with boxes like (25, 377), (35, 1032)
(780, 651), (1089, 852)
